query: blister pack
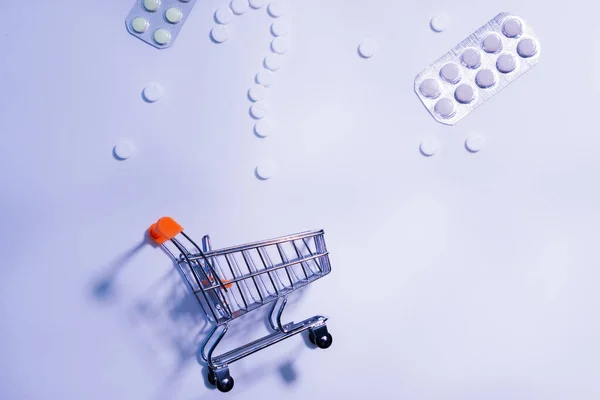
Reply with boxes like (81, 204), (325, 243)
(414, 12), (541, 125)
(126, 0), (198, 49)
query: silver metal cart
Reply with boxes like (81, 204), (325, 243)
(148, 217), (333, 393)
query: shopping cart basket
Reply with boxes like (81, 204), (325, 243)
(148, 217), (333, 393)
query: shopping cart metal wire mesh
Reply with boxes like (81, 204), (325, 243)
(148, 217), (333, 393)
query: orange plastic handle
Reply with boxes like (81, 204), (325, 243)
(148, 217), (183, 244)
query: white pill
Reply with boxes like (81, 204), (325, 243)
(143, 82), (165, 102)
(249, 85), (267, 102)
(153, 29), (172, 45)
(517, 38), (538, 58)
(434, 98), (455, 118)
(465, 134), (485, 153)
(358, 38), (378, 58)
(455, 84), (475, 104)
(251, 101), (269, 119)
(419, 139), (438, 157)
(144, 0), (161, 12)
(254, 121), (272, 138)
(215, 7), (234, 24)
(502, 18), (523, 38)
(271, 19), (290, 36)
(482, 33), (502, 53)
(211, 26), (230, 43)
(256, 161), (277, 180)
(430, 14), (449, 32)
(131, 17), (149, 33)
(256, 70), (274, 87)
(475, 69), (496, 88)
(230, 0), (250, 14)
(271, 36), (291, 54)
(165, 8), (183, 24)
(439, 63), (461, 83)
(268, 0), (288, 17)
(264, 54), (283, 71)
(419, 78), (440, 98)
(496, 53), (516, 73)
(114, 139), (136, 160)
(461, 48), (481, 69)
(249, 0), (268, 8)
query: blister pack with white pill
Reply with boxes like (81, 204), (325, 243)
(126, 0), (198, 49)
(414, 12), (540, 125)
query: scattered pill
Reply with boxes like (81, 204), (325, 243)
(230, 0), (250, 15)
(256, 70), (274, 86)
(455, 84), (475, 104)
(265, 54), (283, 71)
(271, 19), (290, 36)
(256, 161), (276, 180)
(439, 63), (461, 83)
(144, 0), (161, 12)
(430, 14), (449, 32)
(461, 48), (481, 69)
(482, 33), (502, 53)
(249, 0), (268, 8)
(131, 17), (149, 33)
(496, 53), (516, 73)
(143, 82), (165, 102)
(419, 78), (440, 98)
(114, 139), (136, 160)
(475, 69), (496, 88)
(268, 0), (288, 17)
(517, 38), (537, 58)
(165, 7), (183, 24)
(251, 101), (269, 119)
(254, 121), (272, 138)
(434, 98), (455, 118)
(249, 85), (267, 102)
(271, 36), (291, 54)
(465, 134), (484, 153)
(358, 38), (378, 58)
(502, 18), (523, 38)
(211, 26), (230, 43)
(153, 29), (172, 45)
(420, 139), (438, 157)
(215, 7), (234, 24)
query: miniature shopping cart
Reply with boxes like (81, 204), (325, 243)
(148, 217), (333, 393)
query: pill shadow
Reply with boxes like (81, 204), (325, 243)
(464, 141), (479, 154)
(356, 46), (369, 59)
(419, 147), (435, 157)
(254, 167), (268, 181)
(112, 146), (127, 161)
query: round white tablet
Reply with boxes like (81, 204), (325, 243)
(215, 7), (234, 24)
(430, 14), (449, 32)
(475, 69), (496, 88)
(482, 33), (502, 53)
(455, 84), (475, 104)
(268, 0), (288, 17)
(358, 38), (378, 58)
(496, 53), (516, 73)
(434, 98), (455, 118)
(502, 18), (523, 38)
(153, 29), (172, 45)
(256, 70), (274, 87)
(165, 8), (183, 24)
(271, 36), (291, 54)
(249, 85), (267, 102)
(211, 26), (230, 43)
(420, 139), (438, 157)
(131, 17), (149, 33)
(271, 19), (290, 36)
(419, 78), (440, 98)
(144, 0), (161, 12)
(254, 121), (272, 138)
(251, 101), (269, 119)
(517, 38), (538, 58)
(249, 0), (268, 8)
(465, 134), (484, 153)
(264, 54), (283, 71)
(439, 63), (461, 83)
(461, 48), (481, 69)
(256, 161), (276, 180)
(143, 82), (165, 102)
(114, 139), (136, 160)
(230, 0), (250, 15)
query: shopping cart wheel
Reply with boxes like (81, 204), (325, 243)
(207, 370), (216, 386)
(216, 376), (235, 393)
(308, 326), (333, 349)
